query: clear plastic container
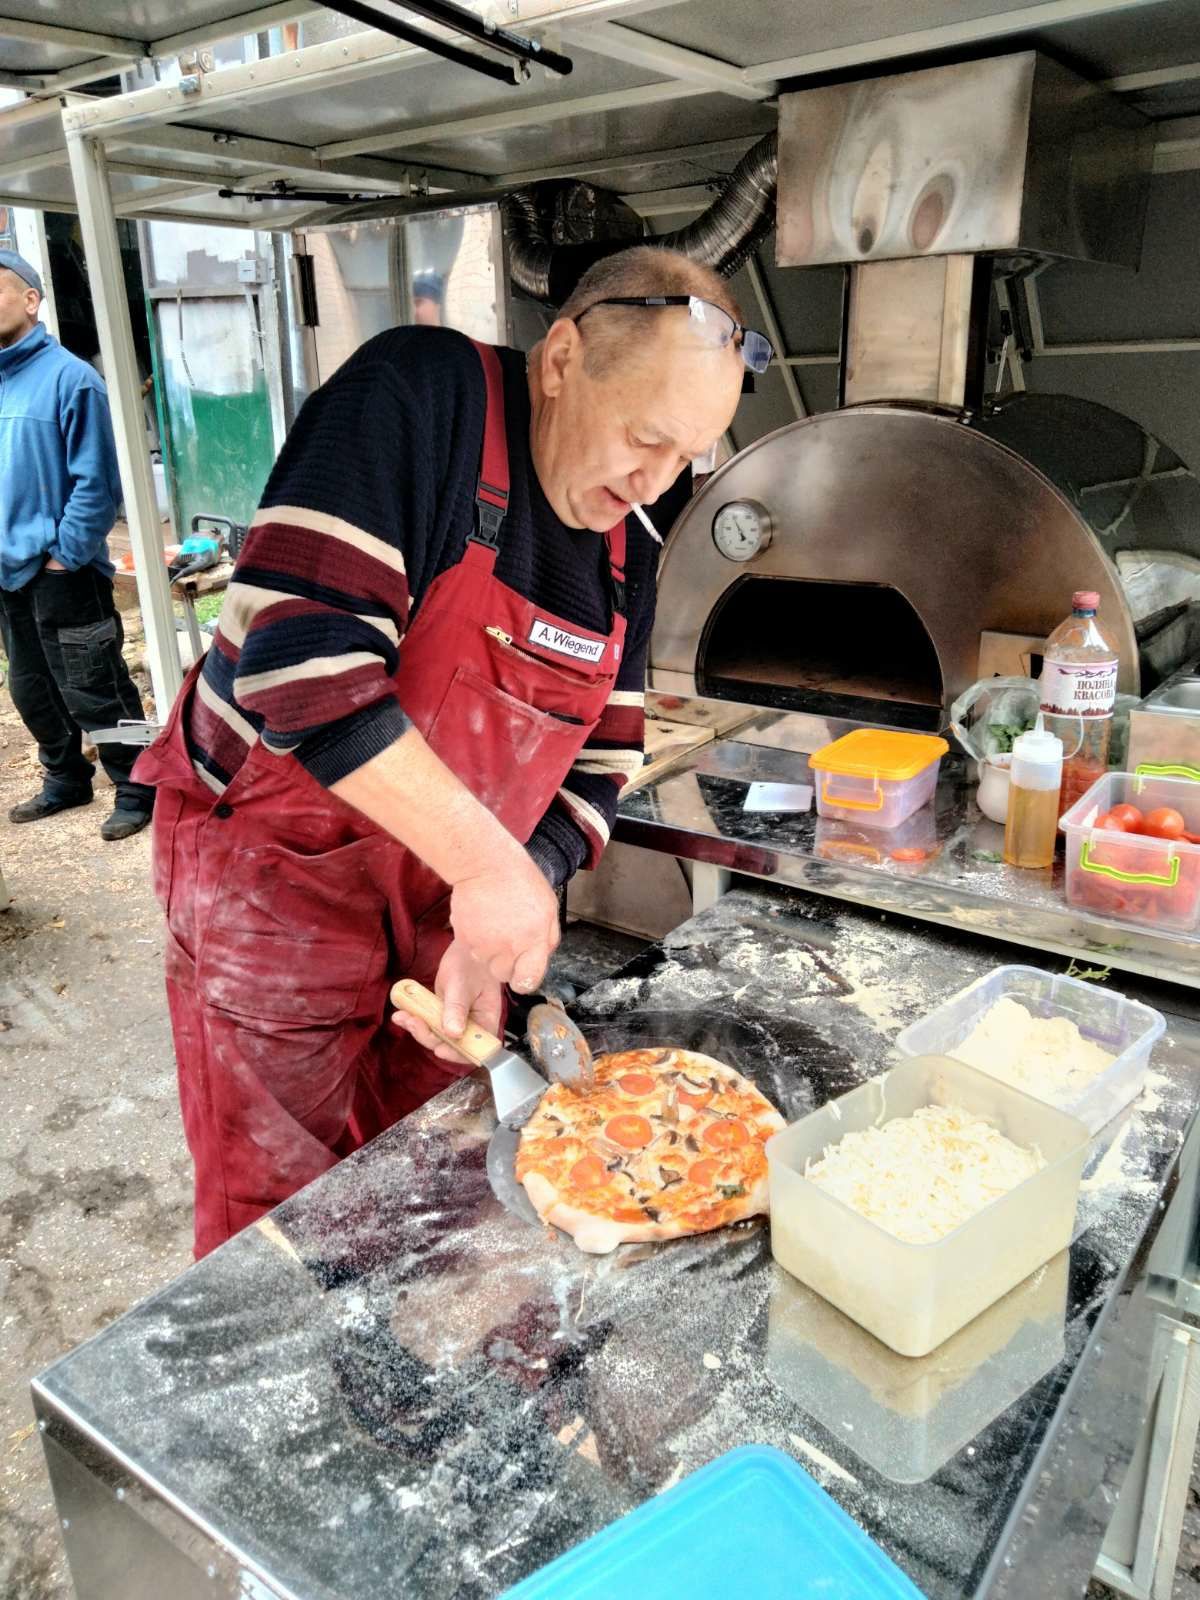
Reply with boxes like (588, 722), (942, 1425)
(766, 1056), (1089, 1357)
(1061, 772), (1200, 935)
(809, 729), (948, 831)
(814, 804), (938, 869)
(895, 965), (1165, 1134)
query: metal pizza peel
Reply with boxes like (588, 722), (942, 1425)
(507, 999), (600, 1223)
(390, 979), (550, 1225)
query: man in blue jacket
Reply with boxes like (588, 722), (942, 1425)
(0, 250), (154, 840)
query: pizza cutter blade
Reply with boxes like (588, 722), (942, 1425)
(391, 979), (547, 1129)
(527, 998), (595, 1092)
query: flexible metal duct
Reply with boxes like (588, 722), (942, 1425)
(504, 131), (778, 305)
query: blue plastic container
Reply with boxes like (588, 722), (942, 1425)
(501, 1444), (926, 1599)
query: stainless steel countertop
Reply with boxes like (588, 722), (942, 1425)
(614, 711), (1200, 989)
(32, 886), (1200, 1600)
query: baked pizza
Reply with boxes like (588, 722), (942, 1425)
(515, 1046), (786, 1254)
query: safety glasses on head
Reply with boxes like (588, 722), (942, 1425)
(572, 294), (774, 373)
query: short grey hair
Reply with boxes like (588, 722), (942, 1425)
(557, 245), (743, 378)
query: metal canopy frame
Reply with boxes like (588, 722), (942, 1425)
(4, 0), (1200, 710)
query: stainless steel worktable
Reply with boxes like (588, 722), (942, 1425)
(33, 887), (1200, 1600)
(613, 712), (1200, 988)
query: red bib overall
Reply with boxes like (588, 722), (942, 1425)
(136, 342), (627, 1256)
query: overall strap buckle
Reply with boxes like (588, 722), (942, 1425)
(474, 490), (507, 549)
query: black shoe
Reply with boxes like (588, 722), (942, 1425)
(9, 789), (93, 824)
(100, 806), (152, 842)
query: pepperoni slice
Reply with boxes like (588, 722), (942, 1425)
(702, 1118), (750, 1150)
(688, 1157), (722, 1187)
(617, 1073), (657, 1097)
(570, 1155), (608, 1190)
(606, 1114), (654, 1149)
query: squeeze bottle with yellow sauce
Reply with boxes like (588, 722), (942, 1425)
(1003, 716), (1064, 870)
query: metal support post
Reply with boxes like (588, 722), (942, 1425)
(689, 862), (732, 916)
(992, 278), (1026, 394)
(1093, 1322), (1200, 1599)
(64, 130), (182, 717)
(745, 256), (806, 420)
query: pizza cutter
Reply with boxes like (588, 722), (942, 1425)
(526, 996), (595, 1092)
(391, 979), (547, 1129)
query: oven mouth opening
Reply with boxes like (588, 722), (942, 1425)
(697, 577), (945, 732)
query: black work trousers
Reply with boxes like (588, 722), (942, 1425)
(0, 564), (155, 811)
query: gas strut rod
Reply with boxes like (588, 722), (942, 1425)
(321, 0), (573, 79)
(319, 0), (520, 86)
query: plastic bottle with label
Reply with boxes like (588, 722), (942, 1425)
(1004, 715), (1064, 869)
(1040, 591), (1119, 815)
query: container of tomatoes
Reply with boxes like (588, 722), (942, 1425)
(1061, 773), (1200, 934)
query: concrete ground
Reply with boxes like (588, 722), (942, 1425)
(0, 663), (1198, 1599)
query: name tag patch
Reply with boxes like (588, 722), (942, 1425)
(527, 619), (605, 663)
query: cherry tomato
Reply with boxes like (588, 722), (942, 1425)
(1142, 807), (1186, 841)
(605, 1114), (653, 1149)
(616, 1073), (656, 1097)
(702, 1118), (750, 1150)
(1107, 803), (1144, 830)
(688, 1158), (724, 1186)
(1093, 810), (1129, 832)
(569, 1155), (608, 1190)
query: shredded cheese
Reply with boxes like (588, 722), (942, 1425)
(949, 997), (1114, 1099)
(804, 1103), (1042, 1244)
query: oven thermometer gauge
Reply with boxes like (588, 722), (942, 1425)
(712, 500), (772, 562)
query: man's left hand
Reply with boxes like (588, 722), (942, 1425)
(392, 939), (504, 1065)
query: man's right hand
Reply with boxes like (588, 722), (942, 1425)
(449, 847), (560, 994)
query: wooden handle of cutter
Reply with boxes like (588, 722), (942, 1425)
(390, 979), (504, 1067)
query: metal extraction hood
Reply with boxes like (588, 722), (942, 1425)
(776, 50), (1154, 272)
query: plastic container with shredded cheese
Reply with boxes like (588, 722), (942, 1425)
(766, 1056), (1088, 1357)
(896, 965), (1165, 1134)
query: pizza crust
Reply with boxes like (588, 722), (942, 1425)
(517, 1047), (784, 1255)
(524, 1170), (774, 1255)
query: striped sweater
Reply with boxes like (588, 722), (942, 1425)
(185, 327), (662, 886)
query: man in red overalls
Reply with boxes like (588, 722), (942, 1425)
(136, 245), (762, 1255)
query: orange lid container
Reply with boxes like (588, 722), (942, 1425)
(809, 729), (949, 782)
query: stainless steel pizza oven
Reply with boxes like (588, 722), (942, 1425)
(650, 55), (1200, 731)
(649, 400), (1200, 732)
